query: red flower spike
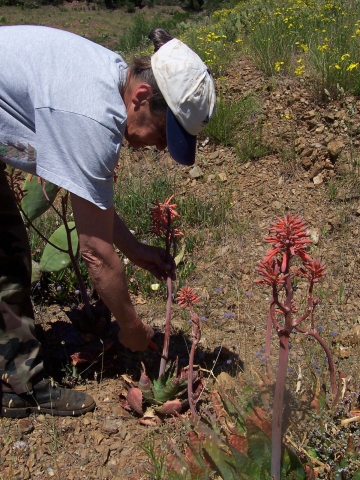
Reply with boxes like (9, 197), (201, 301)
(263, 213), (312, 262)
(255, 258), (287, 286)
(298, 258), (326, 282)
(150, 195), (184, 237)
(176, 286), (201, 308)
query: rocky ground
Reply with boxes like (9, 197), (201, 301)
(1, 49), (360, 480)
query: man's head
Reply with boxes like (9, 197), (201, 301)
(125, 30), (216, 166)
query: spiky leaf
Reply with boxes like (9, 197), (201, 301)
(155, 399), (184, 415)
(229, 445), (261, 477)
(203, 436), (236, 480)
(138, 373), (155, 402)
(21, 175), (58, 221)
(39, 222), (78, 272)
(281, 447), (306, 479)
(153, 375), (180, 403)
(247, 426), (271, 470)
(127, 387), (143, 415)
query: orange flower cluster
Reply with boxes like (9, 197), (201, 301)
(255, 257), (287, 286)
(297, 258), (327, 283)
(176, 286), (201, 308)
(263, 212), (312, 271)
(150, 195), (184, 238)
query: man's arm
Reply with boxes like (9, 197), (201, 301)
(71, 193), (153, 351)
(113, 211), (176, 281)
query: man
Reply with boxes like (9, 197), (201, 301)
(0, 26), (216, 418)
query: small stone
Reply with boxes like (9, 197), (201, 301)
(18, 419), (34, 435)
(327, 139), (344, 160)
(210, 150), (219, 160)
(189, 166), (203, 179)
(109, 440), (123, 452)
(218, 172), (227, 182)
(116, 428), (127, 440)
(101, 421), (119, 435)
(313, 174), (323, 185)
(82, 418), (91, 426)
(300, 147), (314, 158)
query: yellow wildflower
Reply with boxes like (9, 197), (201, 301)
(274, 61), (284, 72)
(347, 63), (359, 71)
(294, 65), (305, 75)
(341, 53), (350, 60)
(318, 44), (328, 52)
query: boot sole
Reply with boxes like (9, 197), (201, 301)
(1, 401), (96, 418)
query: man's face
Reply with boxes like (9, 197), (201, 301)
(124, 102), (167, 151)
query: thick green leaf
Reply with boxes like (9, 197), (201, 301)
(153, 375), (180, 403)
(247, 427), (271, 469)
(203, 436), (236, 480)
(31, 260), (41, 283)
(39, 222), (78, 273)
(281, 447), (306, 478)
(229, 445), (261, 478)
(21, 175), (58, 221)
(138, 373), (155, 402)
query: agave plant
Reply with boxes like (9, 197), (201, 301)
(121, 358), (202, 423)
(166, 387), (310, 480)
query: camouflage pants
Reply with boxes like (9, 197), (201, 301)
(0, 162), (44, 394)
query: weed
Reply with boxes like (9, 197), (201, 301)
(203, 92), (261, 148)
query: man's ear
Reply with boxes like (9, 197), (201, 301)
(132, 84), (153, 108)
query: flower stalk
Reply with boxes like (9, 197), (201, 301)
(255, 212), (335, 480)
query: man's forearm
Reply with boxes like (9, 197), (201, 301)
(113, 211), (142, 261)
(83, 248), (137, 327)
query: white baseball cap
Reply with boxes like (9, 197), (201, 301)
(151, 38), (216, 166)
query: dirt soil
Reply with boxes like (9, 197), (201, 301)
(1, 51), (360, 480)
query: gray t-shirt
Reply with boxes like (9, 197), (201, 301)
(0, 25), (128, 209)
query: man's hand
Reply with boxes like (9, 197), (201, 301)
(131, 243), (176, 281)
(113, 213), (176, 281)
(118, 319), (154, 352)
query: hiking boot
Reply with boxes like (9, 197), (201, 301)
(1, 379), (96, 418)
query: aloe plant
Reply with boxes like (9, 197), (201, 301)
(122, 358), (202, 421)
(166, 387), (309, 480)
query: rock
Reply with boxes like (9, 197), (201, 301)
(109, 440), (124, 452)
(18, 419), (34, 435)
(189, 166), (203, 179)
(300, 147), (314, 158)
(272, 201), (283, 210)
(210, 150), (219, 160)
(313, 174), (323, 186)
(301, 157), (313, 169)
(218, 172), (227, 182)
(101, 421), (119, 435)
(315, 125), (325, 134)
(308, 228), (320, 244)
(327, 139), (344, 160)
(309, 162), (325, 179)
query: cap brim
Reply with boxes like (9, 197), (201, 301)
(166, 108), (196, 166)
